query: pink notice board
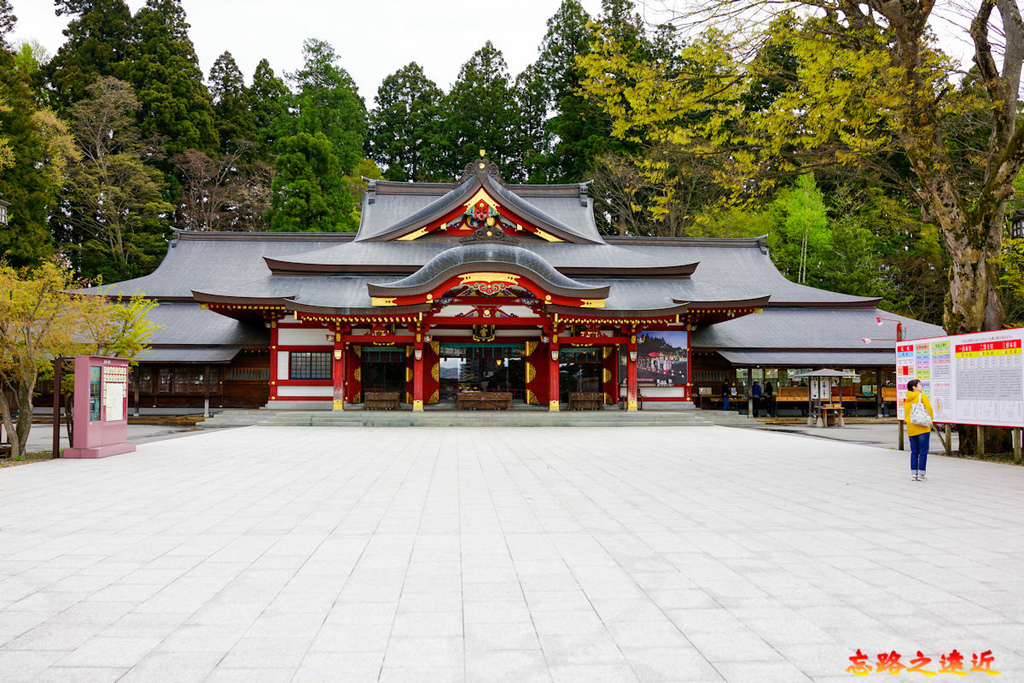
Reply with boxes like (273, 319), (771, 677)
(62, 355), (136, 459)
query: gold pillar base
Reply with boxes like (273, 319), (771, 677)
(627, 400), (638, 411)
(413, 399), (423, 411)
(549, 400), (559, 411)
(332, 399), (344, 411)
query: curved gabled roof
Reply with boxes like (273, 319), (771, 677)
(367, 242), (609, 300)
(356, 158), (604, 244)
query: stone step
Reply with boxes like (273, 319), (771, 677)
(199, 409), (716, 429)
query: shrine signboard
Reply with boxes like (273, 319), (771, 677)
(895, 328), (1024, 428)
(63, 355), (136, 459)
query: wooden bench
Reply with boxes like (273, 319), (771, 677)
(569, 392), (604, 411)
(365, 391), (400, 410)
(457, 391), (512, 410)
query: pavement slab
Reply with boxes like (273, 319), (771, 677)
(0, 425), (1021, 681)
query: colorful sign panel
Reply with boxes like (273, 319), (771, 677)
(621, 331), (688, 386)
(896, 328), (1024, 427)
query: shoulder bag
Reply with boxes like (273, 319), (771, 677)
(909, 393), (932, 427)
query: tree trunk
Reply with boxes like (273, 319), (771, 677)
(941, 211), (1005, 335)
(957, 424), (1013, 456)
(0, 389), (19, 461)
(15, 388), (34, 460)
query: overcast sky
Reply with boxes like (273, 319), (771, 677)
(8, 0), (618, 103)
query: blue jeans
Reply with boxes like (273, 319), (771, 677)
(909, 432), (930, 474)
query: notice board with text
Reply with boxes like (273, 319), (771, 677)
(896, 328), (1024, 427)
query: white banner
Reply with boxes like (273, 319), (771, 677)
(896, 328), (1024, 427)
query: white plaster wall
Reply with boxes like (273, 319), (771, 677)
(276, 351), (289, 380)
(278, 327), (333, 346)
(277, 385), (333, 397)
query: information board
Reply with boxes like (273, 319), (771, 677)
(896, 328), (1024, 427)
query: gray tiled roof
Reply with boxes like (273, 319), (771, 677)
(717, 350), (897, 366)
(138, 346), (241, 363)
(693, 307), (944, 352)
(145, 302), (269, 347)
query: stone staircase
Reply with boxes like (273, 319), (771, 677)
(198, 408), (728, 429)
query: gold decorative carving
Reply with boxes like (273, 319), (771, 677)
(405, 367), (412, 382)
(533, 228), (563, 242)
(524, 341), (537, 357)
(430, 340), (440, 355)
(431, 363), (439, 382)
(397, 226), (430, 241)
(463, 187), (500, 211)
(526, 389), (537, 405)
(429, 389), (439, 404)
(459, 272), (519, 285)
(354, 368), (361, 381)
(526, 361), (536, 384)
(580, 299), (605, 308)
(353, 391), (361, 403)
(354, 346), (362, 357)
(603, 369), (611, 383)
(603, 346), (612, 359)
(371, 297), (397, 306)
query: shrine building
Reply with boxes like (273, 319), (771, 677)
(95, 157), (944, 413)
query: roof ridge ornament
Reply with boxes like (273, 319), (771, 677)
(459, 226), (520, 246)
(458, 155), (507, 187)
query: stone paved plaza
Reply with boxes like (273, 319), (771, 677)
(1, 426), (1022, 682)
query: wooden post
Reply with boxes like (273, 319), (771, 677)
(898, 420), (904, 451)
(625, 338), (638, 411)
(549, 343), (561, 411)
(876, 367), (883, 418)
(412, 343), (424, 411)
(332, 340), (346, 411)
(52, 357), (62, 459)
(203, 364), (210, 418)
(747, 366), (754, 419)
(133, 368), (141, 417)
(977, 425), (985, 457)
(945, 424), (952, 457)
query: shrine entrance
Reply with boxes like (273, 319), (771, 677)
(438, 342), (525, 403)
(360, 346), (405, 394)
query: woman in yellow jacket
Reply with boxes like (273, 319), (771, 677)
(904, 379), (934, 481)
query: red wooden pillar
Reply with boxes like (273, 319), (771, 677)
(548, 343), (560, 411)
(268, 325), (279, 404)
(412, 342), (425, 411)
(626, 337), (638, 411)
(332, 341), (346, 411)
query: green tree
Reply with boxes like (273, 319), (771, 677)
(766, 174), (831, 286)
(0, 24), (75, 266)
(249, 58), (289, 156)
(13, 40), (49, 76)
(0, 262), (158, 460)
(269, 131), (354, 231)
(42, 0), (134, 110)
(534, 0), (614, 182)
(209, 51), (256, 149)
(61, 77), (172, 281)
(128, 0), (217, 155)
(444, 42), (525, 179)
(288, 38), (366, 174)
(367, 62), (444, 181)
(581, 3), (1024, 336)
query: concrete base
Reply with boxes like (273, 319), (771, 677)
(62, 443), (136, 459)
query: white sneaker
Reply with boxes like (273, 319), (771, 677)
(918, 473), (926, 481)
